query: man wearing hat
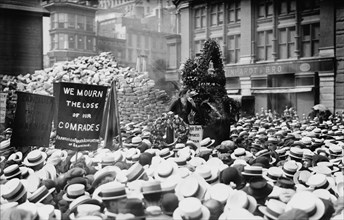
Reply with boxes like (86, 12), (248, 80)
(141, 180), (171, 219)
(99, 181), (128, 219)
(2, 178), (27, 204)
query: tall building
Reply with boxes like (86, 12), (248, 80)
(170, 0), (341, 115)
(42, 0), (98, 66)
(97, 0), (176, 85)
(0, 0), (49, 75)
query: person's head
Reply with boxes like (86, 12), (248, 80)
(161, 193), (179, 216)
(179, 89), (188, 98)
(103, 197), (127, 214)
(179, 89), (189, 103)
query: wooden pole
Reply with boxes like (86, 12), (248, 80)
(113, 80), (123, 149)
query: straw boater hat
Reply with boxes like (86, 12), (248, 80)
(293, 170), (312, 186)
(125, 149), (141, 164)
(263, 167), (283, 183)
(69, 204), (101, 220)
(285, 191), (325, 220)
(1, 178), (27, 202)
(225, 190), (257, 214)
(154, 160), (178, 181)
(194, 165), (219, 184)
(92, 166), (121, 188)
(68, 194), (101, 214)
(306, 173), (332, 190)
(173, 197), (210, 220)
(1, 164), (22, 180)
(258, 199), (286, 220)
(98, 181), (127, 201)
(328, 144), (343, 157)
(177, 174), (209, 201)
(282, 161), (301, 178)
(23, 150), (47, 168)
(231, 148), (253, 160)
(204, 183), (232, 204)
(158, 148), (174, 159)
(316, 161), (340, 173)
(19, 167), (34, 179)
(8, 152), (23, 163)
(100, 153), (116, 167)
(28, 185), (55, 203)
(288, 147), (304, 160)
(129, 136), (143, 147)
(200, 137), (215, 148)
(63, 184), (90, 202)
(242, 165), (263, 177)
(126, 162), (146, 182)
(141, 180), (163, 195)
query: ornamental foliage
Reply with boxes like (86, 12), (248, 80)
(181, 39), (240, 126)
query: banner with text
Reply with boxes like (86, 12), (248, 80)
(11, 92), (54, 148)
(55, 82), (108, 151)
(188, 125), (203, 149)
(0, 93), (7, 124)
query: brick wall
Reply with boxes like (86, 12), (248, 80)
(336, 0), (344, 112)
(0, 10), (43, 76)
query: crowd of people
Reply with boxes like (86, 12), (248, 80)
(0, 108), (343, 220)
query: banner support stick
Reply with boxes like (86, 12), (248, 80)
(113, 80), (123, 149)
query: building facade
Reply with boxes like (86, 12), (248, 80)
(42, 0), (98, 66)
(336, 0), (344, 113)
(0, 0), (49, 75)
(170, 0), (340, 116)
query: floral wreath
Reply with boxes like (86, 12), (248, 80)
(151, 111), (189, 148)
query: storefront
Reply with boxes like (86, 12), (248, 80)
(225, 58), (334, 117)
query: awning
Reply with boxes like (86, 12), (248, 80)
(252, 87), (313, 94)
(226, 89), (240, 94)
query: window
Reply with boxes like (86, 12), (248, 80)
(278, 0), (296, 15)
(268, 74), (295, 87)
(257, 30), (273, 61)
(210, 3), (224, 26)
(57, 13), (67, 28)
(77, 35), (85, 50)
(301, 0), (320, 12)
(86, 17), (94, 31)
(77, 15), (85, 30)
(67, 14), (75, 29)
(228, 0), (241, 23)
(301, 23), (320, 57)
(168, 44), (177, 68)
(267, 74), (296, 114)
(51, 34), (57, 50)
(251, 77), (267, 88)
(227, 35), (240, 64)
(58, 34), (68, 50)
(194, 6), (206, 29)
(51, 13), (56, 29)
(278, 26), (296, 59)
(226, 77), (240, 90)
(86, 36), (94, 51)
(68, 34), (75, 49)
(213, 37), (223, 48)
(194, 40), (205, 55)
(258, 0), (273, 19)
